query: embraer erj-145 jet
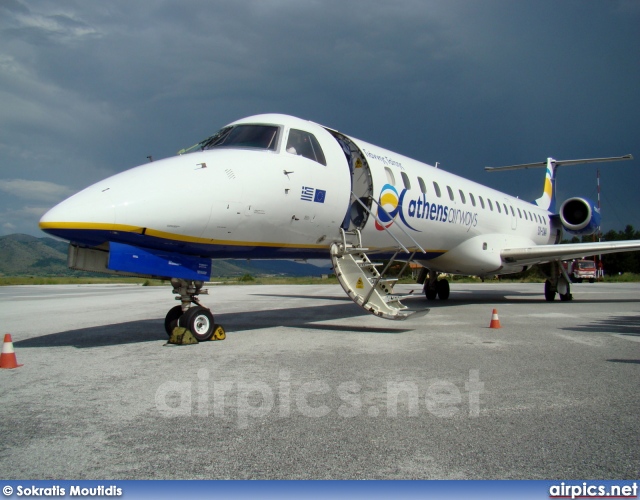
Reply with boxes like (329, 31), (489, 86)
(39, 114), (639, 340)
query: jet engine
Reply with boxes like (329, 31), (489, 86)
(558, 197), (601, 236)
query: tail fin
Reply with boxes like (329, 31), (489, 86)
(485, 154), (633, 212)
(533, 158), (557, 211)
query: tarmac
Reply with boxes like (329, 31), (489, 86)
(0, 282), (638, 479)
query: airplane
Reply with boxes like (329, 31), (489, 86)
(39, 113), (640, 341)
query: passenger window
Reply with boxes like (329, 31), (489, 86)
(418, 177), (427, 194)
(385, 167), (395, 185)
(495, 201), (501, 213)
(502, 203), (508, 215)
(447, 186), (455, 201)
(487, 198), (492, 211)
(469, 193), (476, 207)
(510, 206), (515, 216)
(517, 208), (522, 218)
(459, 190), (466, 204)
(401, 172), (411, 190)
(286, 129), (326, 165)
(479, 196), (485, 209)
(528, 211), (533, 221)
(433, 182), (442, 198)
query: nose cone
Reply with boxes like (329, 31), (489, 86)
(39, 179), (118, 245)
(39, 154), (220, 248)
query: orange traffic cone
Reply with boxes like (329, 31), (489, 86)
(0, 334), (23, 369)
(489, 309), (502, 329)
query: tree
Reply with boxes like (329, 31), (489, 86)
(601, 225), (640, 275)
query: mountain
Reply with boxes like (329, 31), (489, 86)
(0, 234), (332, 277)
(0, 234), (72, 275)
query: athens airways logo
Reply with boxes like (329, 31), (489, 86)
(375, 184), (419, 231)
(374, 183), (478, 232)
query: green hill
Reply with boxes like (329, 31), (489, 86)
(0, 234), (71, 275)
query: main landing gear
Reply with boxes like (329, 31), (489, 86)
(542, 262), (573, 302)
(164, 279), (226, 342)
(423, 271), (450, 301)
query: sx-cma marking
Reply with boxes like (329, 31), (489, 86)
(39, 114), (639, 340)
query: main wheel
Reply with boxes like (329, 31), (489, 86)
(164, 305), (184, 336)
(436, 279), (450, 300)
(179, 306), (215, 341)
(544, 280), (556, 302)
(424, 284), (437, 300)
(559, 284), (573, 301)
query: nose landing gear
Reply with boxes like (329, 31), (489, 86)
(164, 278), (226, 342)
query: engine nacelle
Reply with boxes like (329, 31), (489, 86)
(558, 197), (601, 235)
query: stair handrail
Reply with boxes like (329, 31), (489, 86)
(350, 194), (409, 253)
(362, 251), (400, 305)
(352, 193), (427, 254)
(367, 195), (427, 254)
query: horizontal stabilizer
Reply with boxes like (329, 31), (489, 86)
(485, 154), (633, 172)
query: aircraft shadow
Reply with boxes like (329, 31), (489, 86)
(560, 314), (640, 337)
(14, 302), (410, 349)
(252, 289), (640, 309)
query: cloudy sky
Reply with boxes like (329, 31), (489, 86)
(1, 0), (638, 237)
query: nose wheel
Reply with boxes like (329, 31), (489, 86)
(164, 278), (226, 342)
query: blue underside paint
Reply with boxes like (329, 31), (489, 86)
(108, 242), (212, 281)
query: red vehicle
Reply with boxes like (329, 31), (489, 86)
(562, 259), (596, 283)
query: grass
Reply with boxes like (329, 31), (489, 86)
(1, 273), (638, 287)
(0, 276), (168, 286)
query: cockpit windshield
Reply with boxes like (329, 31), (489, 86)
(178, 124), (280, 154)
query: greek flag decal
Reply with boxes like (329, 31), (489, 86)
(300, 187), (326, 204)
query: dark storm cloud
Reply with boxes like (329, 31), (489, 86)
(0, 0), (638, 236)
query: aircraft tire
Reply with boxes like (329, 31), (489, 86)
(424, 286), (437, 300)
(544, 280), (556, 302)
(437, 279), (450, 300)
(164, 305), (184, 336)
(179, 306), (215, 341)
(559, 285), (573, 301)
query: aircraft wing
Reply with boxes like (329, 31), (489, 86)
(501, 240), (640, 266)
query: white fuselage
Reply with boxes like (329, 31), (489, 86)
(40, 113), (556, 277)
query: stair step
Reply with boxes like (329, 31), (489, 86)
(330, 237), (429, 321)
(369, 277), (398, 284)
(355, 261), (383, 267)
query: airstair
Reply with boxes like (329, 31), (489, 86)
(330, 195), (430, 320)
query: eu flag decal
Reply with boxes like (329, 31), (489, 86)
(313, 189), (326, 203)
